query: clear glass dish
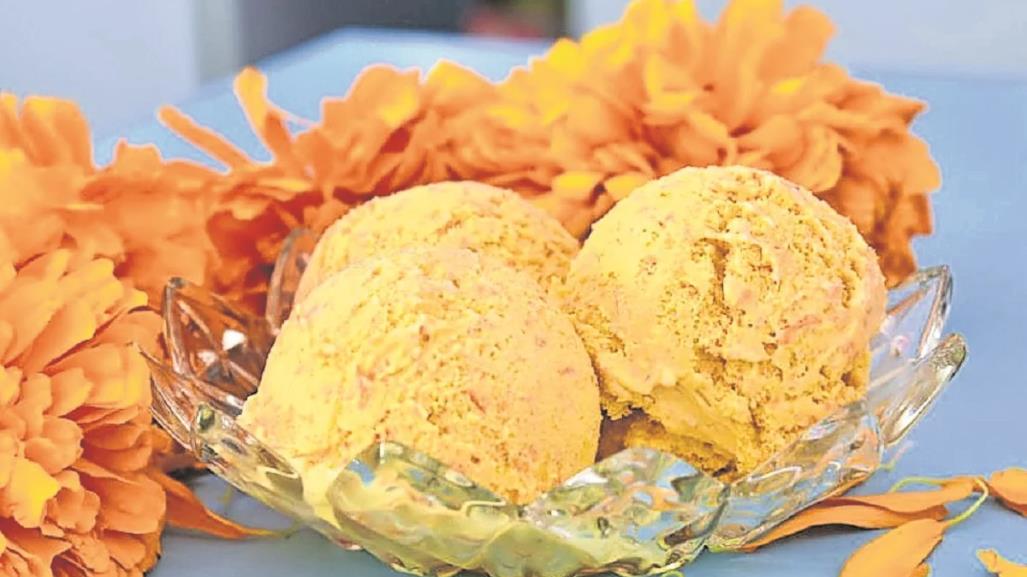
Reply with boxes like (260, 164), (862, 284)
(146, 229), (966, 577)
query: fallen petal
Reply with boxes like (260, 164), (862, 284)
(829, 477), (975, 514)
(150, 472), (273, 539)
(978, 549), (1027, 577)
(989, 469), (1027, 517)
(839, 518), (944, 577)
(742, 503), (945, 551)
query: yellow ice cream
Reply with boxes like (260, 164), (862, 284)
(295, 181), (579, 302)
(563, 166), (886, 479)
(239, 247), (601, 504)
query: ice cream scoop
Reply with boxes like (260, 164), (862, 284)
(240, 246), (601, 504)
(563, 166), (886, 479)
(295, 181), (579, 302)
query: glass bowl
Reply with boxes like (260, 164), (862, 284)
(146, 229), (966, 577)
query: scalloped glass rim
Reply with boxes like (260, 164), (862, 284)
(146, 229), (966, 576)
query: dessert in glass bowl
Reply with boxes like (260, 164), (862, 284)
(148, 167), (964, 577)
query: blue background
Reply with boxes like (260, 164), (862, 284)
(4, 0), (1025, 136)
(113, 28), (1027, 577)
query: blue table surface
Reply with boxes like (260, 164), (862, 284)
(104, 28), (1027, 577)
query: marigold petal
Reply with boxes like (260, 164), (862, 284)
(709, 0), (784, 128)
(18, 97), (93, 170)
(552, 170), (604, 201)
(741, 503), (946, 551)
(157, 107), (251, 170)
(567, 95), (631, 147)
(0, 367), (19, 407)
(65, 532), (113, 573)
(1, 522), (71, 576)
(349, 66), (422, 130)
(989, 468), (1027, 516)
(81, 424), (145, 452)
(878, 193), (933, 285)
(151, 472), (272, 539)
(603, 172), (650, 201)
(0, 275), (64, 363)
(103, 532), (146, 570)
(550, 128), (593, 171)
(260, 117), (303, 175)
(83, 428), (151, 473)
(59, 257), (124, 315)
(390, 120), (439, 190)
(978, 549), (1027, 576)
(72, 458), (124, 482)
(46, 369), (91, 418)
(760, 6), (834, 80)
(847, 132), (940, 196)
(12, 374), (51, 438)
(234, 68), (271, 131)
(1, 428), (20, 475)
(0, 459), (60, 527)
(819, 176), (879, 237)
(0, 93), (26, 150)
(590, 191), (616, 221)
(684, 109), (734, 152)
(624, 0), (677, 43)
(656, 123), (721, 167)
(424, 61), (494, 116)
(72, 407), (140, 432)
(777, 124), (843, 192)
(80, 473), (163, 535)
(839, 518), (945, 577)
(48, 473), (100, 534)
(543, 38), (589, 79)
(13, 247), (70, 280)
(720, 0), (783, 27)
(827, 477), (975, 514)
(642, 61), (699, 123)
(23, 417), (82, 475)
(234, 68), (305, 177)
(18, 302), (95, 376)
(738, 114), (802, 155)
(53, 344), (149, 410)
(138, 523), (163, 572)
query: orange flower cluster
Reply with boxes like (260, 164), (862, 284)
(160, 0), (939, 308)
(0, 250), (164, 577)
(0, 94), (165, 577)
(0, 96), (216, 301)
(1, 96), (260, 576)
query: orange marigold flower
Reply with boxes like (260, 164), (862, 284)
(2, 93), (261, 576)
(0, 249), (165, 577)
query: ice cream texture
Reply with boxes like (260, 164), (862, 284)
(563, 166), (886, 479)
(239, 246), (601, 504)
(295, 180), (579, 302)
